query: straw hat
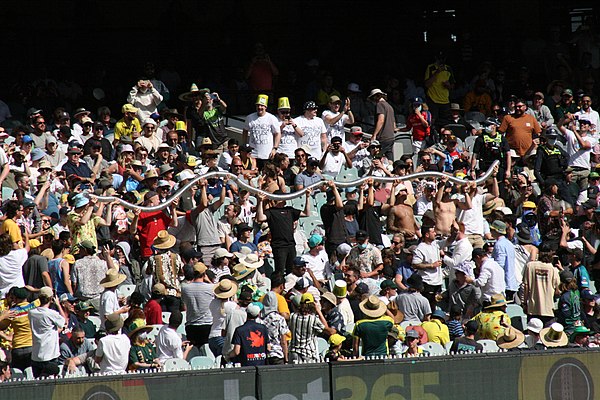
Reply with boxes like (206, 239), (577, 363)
(496, 327), (525, 349)
(484, 293), (511, 309)
(482, 199), (498, 216)
(240, 253), (264, 269)
(540, 323), (569, 347)
(127, 318), (154, 338)
(153, 230), (176, 250)
(359, 295), (387, 318)
(232, 263), (258, 281)
(105, 313), (124, 333)
(100, 269), (127, 288)
(214, 279), (238, 299)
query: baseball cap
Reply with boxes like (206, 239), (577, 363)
(300, 293), (315, 304)
(122, 103), (139, 113)
(406, 330), (420, 339)
(562, 88), (573, 96)
(246, 303), (261, 317)
(294, 277), (312, 290)
(465, 320), (479, 334)
(293, 256), (308, 267)
(303, 101), (318, 110)
(355, 230), (368, 240)
(308, 234), (323, 248)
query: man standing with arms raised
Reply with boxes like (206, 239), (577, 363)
(243, 94), (281, 170)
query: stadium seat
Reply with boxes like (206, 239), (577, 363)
(88, 316), (101, 332)
(24, 367), (33, 379)
(117, 284), (136, 299)
(301, 216), (324, 237)
(200, 343), (215, 360)
(345, 323), (355, 335)
(419, 342), (446, 356)
(163, 358), (191, 371)
(445, 124), (468, 141)
(162, 312), (171, 324)
(337, 167), (359, 183)
(477, 339), (499, 353)
(444, 341), (454, 354)
(147, 325), (163, 343)
(190, 356), (216, 369)
(11, 368), (24, 380)
(317, 337), (329, 357)
(464, 135), (477, 154)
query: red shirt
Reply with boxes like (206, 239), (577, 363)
(406, 112), (430, 141)
(144, 299), (163, 325)
(137, 211), (172, 258)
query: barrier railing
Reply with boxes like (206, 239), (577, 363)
(3, 348), (598, 400)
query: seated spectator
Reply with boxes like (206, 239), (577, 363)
(449, 320), (483, 353)
(156, 311), (194, 363)
(127, 319), (160, 371)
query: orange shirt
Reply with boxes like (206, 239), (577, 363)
(499, 113), (541, 157)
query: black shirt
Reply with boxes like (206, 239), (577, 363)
(265, 206), (301, 247)
(320, 203), (346, 246)
(83, 137), (113, 160)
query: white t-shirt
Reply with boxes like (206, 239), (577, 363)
(321, 151), (346, 178)
(0, 248), (28, 297)
(322, 110), (349, 142)
(301, 249), (329, 281)
(96, 334), (131, 373)
(295, 115), (327, 159)
(457, 193), (485, 235)
(414, 196), (433, 216)
(29, 307), (65, 362)
(564, 128), (597, 169)
(218, 151), (238, 170)
(412, 240), (444, 286)
(209, 299), (237, 339)
(344, 140), (369, 169)
(156, 325), (184, 362)
(278, 117), (301, 158)
(99, 290), (120, 329)
(244, 112), (280, 160)
(575, 109), (600, 133)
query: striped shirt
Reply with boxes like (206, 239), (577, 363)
(289, 313), (324, 361)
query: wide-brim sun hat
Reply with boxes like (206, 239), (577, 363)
(232, 263), (258, 281)
(153, 230), (176, 250)
(359, 295), (387, 318)
(240, 253), (264, 269)
(214, 279), (238, 299)
(496, 326), (525, 349)
(484, 293), (511, 309)
(127, 318), (154, 338)
(100, 269), (127, 288)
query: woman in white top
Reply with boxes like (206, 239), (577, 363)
(322, 96), (354, 142)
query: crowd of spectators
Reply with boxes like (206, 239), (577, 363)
(0, 32), (600, 379)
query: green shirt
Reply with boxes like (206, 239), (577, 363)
(353, 316), (394, 356)
(129, 343), (157, 369)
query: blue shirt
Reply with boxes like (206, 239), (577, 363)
(492, 236), (518, 292)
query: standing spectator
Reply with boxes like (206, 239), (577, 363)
(261, 291), (289, 365)
(412, 225), (445, 308)
(346, 230), (384, 279)
(498, 99), (541, 159)
(144, 283), (166, 325)
(95, 313), (131, 374)
(288, 293), (332, 363)
(230, 303), (268, 366)
(322, 95), (354, 142)
(29, 286), (66, 378)
(71, 241), (109, 307)
(156, 311), (194, 363)
(557, 115), (597, 191)
(130, 192), (178, 261)
(574, 95), (599, 133)
(0, 232), (29, 297)
(526, 92), (554, 130)
(521, 245), (560, 324)
(256, 190), (311, 275)
(127, 79), (163, 121)
(114, 104), (142, 146)
(67, 195), (113, 255)
(467, 248), (506, 302)
(246, 42), (279, 94)
(367, 89), (396, 160)
(181, 262), (214, 348)
(242, 95), (281, 170)
(189, 178), (226, 265)
(424, 52), (454, 125)
(295, 101), (327, 160)
(556, 270), (582, 335)
(353, 295), (394, 356)
(490, 220), (517, 300)
(209, 279), (238, 358)
(98, 269), (129, 329)
(395, 273), (431, 322)
(146, 231), (184, 312)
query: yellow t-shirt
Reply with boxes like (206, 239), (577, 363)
(0, 218), (23, 245)
(67, 212), (101, 254)
(114, 117), (141, 141)
(10, 300), (41, 349)
(425, 63), (452, 104)
(421, 319), (450, 345)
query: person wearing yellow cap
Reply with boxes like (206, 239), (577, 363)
(275, 97), (304, 160)
(114, 104), (142, 146)
(242, 94), (281, 170)
(324, 333), (351, 361)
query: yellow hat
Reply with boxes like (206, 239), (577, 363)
(328, 333), (346, 346)
(64, 254), (76, 264)
(333, 280), (347, 298)
(523, 201), (537, 209)
(187, 155), (197, 167)
(175, 120), (187, 133)
(256, 94), (269, 106)
(122, 103), (139, 114)
(277, 97), (290, 110)
(455, 172), (466, 179)
(29, 239), (42, 249)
